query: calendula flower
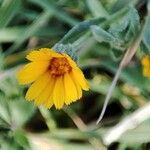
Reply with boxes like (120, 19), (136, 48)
(142, 55), (150, 77)
(17, 48), (89, 109)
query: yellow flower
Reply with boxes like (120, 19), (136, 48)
(17, 48), (89, 109)
(142, 55), (150, 77)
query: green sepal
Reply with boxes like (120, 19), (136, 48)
(53, 43), (78, 62)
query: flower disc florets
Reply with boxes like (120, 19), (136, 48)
(49, 57), (72, 77)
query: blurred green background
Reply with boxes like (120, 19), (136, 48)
(0, 0), (150, 149)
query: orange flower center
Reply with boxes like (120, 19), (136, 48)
(49, 57), (72, 77)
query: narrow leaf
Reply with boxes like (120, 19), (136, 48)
(0, 0), (21, 28)
(86, 0), (109, 18)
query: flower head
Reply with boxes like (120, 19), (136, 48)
(142, 55), (150, 77)
(17, 48), (89, 109)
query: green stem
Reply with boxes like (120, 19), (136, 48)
(58, 18), (105, 44)
(59, 6), (129, 45)
(39, 107), (56, 131)
(63, 107), (106, 150)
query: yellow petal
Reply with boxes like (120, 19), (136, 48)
(143, 66), (150, 77)
(72, 68), (89, 91)
(25, 72), (51, 101)
(17, 61), (49, 84)
(63, 53), (89, 91)
(141, 56), (150, 77)
(43, 97), (53, 109)
(53, 76), (65, 109)
(35, 74), (55, 107)
(43, 80), (55, 109)
(70, 72), (82, 99)
(26, 48), (62, 61)
(142, 56), (150, 66)
(64, 73), (78, 105)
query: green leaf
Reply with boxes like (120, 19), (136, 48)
(86, 0), (109, 18)
(0, 26), (65, 42)
(125, 6), (140, 40)
(0, 94), (35, 129)
(128, 7), (140, 34)
(0, 51), (4, 70)
(109, 16), (128, 40)
(0, 130), (30, 150)
(109, 48), (123, 61)
(143, 15), (150, 53)
(0, 97), (11, 126)
(14, 129), (30, 149)
(9, 97), (35, 127)
(91, 25), (124, 53)
(29, 0), (79, 26)
(0, 77), (21, 98)
(6, 11), (52, 55)
(51, 128), (102, 140)
(111, 0), (134, 13)
(109, 6), (140, 44)
(91, 25), (115, 43)
(0, 0), (21, 28)
(59, 18), (105, 44)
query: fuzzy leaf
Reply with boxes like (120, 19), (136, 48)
(91, 25), (124, 51)
(109, 6), (140, 43)
(91, 25), (115, 43)
(143, 15), (150, 53)
(125, 6), (140, 40)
